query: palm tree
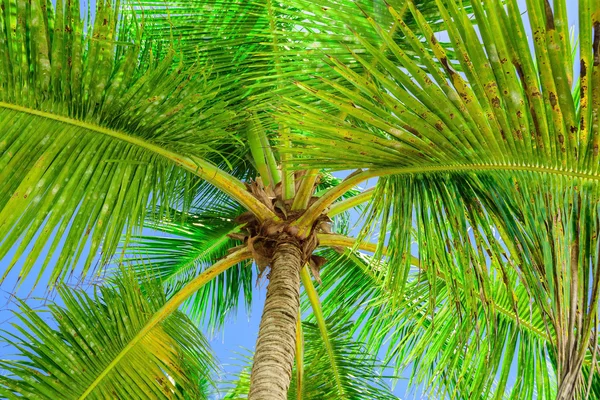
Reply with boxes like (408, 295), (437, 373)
(1, 0), (599, 399)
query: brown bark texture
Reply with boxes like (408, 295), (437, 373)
(248, 242), (303, 400)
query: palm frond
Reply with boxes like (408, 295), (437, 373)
(290, 317), (398, 400)
(122, 0), (470, 159)
(0, 0), (254, 287)
(313, 248), (558, 399)
(381, 274), (554, 399)
(123, 202), (252, 333)
(125, 0), (467, 85)
(0, 268), (216, 399)
(282, 0), (600, 394)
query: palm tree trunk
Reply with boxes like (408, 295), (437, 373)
(249, 242), (303, 399)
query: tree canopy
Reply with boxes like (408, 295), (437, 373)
(0, 0), (599, 398)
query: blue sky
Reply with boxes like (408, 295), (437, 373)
(0, 0), (581, 398)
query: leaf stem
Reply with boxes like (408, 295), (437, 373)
(294, 169), (374, 237)
(300, 266), (345, 397)
(317, 233), (420, 266)
(327, 188), (374, 217)
(292, 169), (320, 210)
(0, 102), (277, 221)
(248, 116), (272, 187)
(281, 136), (296, 201)
(257, 120), (282, 185)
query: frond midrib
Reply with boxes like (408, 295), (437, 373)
(0, 102), (275, 220)
(0, 101), (224, 179)
(300, 268), (347, 398)
(296, 161), (599, 232)
(373, 163), (600, 181)
(163, 227), (239, 285)
(490, 302), (548, 341)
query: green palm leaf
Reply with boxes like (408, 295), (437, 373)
(0, 269), (216, 399)
(289, 317), (398, 400)
(314, 248), (555, 399)
(282, 0), (600, 395)
(123, 0), (468, 154)
(383, 275), (553, 399)
(123, 201), (252, 333)
(0, 0), (256, 287)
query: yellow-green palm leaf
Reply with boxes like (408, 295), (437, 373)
(0, 0), (253, 287)
(0, 269), (216, 399)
